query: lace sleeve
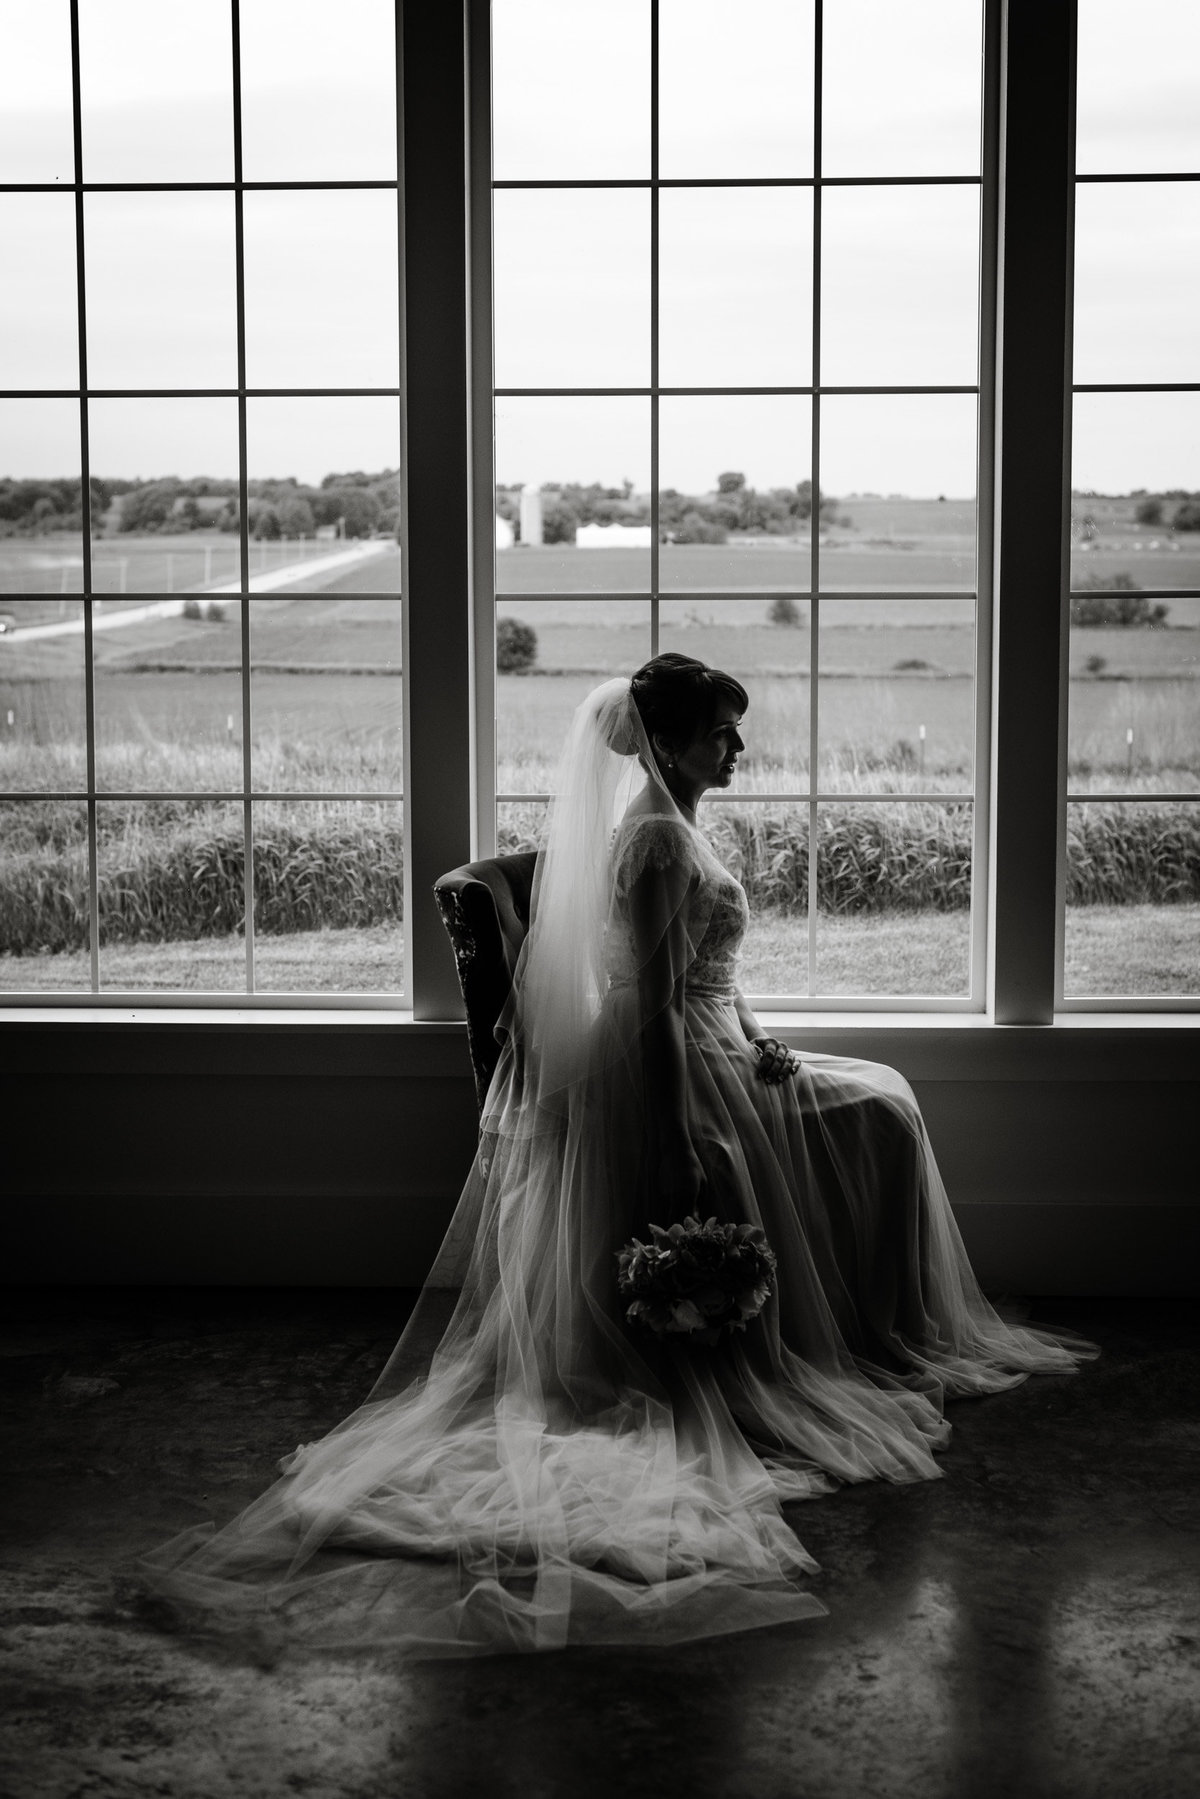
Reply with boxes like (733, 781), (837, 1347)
(611, 814), (699, 897)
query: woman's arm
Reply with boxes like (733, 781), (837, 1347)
(734, 985), (800, 1084)
(626, 839), (705, 1211)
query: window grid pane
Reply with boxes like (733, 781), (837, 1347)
(491, 0), (985, 1006)
(1065, 5), (1200, 1009)
(0, 4), (406, 1005)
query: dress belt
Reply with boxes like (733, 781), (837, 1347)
(605, 976), (736, 1001)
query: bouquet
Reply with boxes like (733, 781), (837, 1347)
(615, 1215), (778, 1345)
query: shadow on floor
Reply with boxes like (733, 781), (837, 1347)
(1, 1289), (1197, 1799)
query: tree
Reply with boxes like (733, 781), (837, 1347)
(277, 496), (315, 538)
(118, 479), (181, 533)
(496, 615), (537, 671)
(540, 496), (578, 544)
(1172, 500), (1200, 532)
(1134, 496), (1164, 526)
(769, 595), (803, 626)
(332, 487), (382, 538)
(716, 471), (746, 495)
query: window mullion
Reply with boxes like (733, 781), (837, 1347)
(988, 0), (1076, 1024)
(809, 0), (823, 1000)
(69, 0), (100, 994)
(230, 0), (255, 996)
(468, 0), (496, 864)
(402, 0), (474, 1020)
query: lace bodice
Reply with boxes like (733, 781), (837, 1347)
(606, 813), (750, 1001)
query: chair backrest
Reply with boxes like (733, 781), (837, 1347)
(433, 851), (539, 1111)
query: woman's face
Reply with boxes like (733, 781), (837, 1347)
(661, 695), (746, 800)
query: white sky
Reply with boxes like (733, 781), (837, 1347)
(0, 0), (1196, 496)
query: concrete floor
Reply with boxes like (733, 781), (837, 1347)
(0, 1289), (1197, 1799)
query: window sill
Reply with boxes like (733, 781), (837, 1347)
(2, 1005), (1197, 1082)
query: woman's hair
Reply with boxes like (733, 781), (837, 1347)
(628, 653), (748, 753)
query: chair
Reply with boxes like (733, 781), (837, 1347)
(433, 851), (539, 1111)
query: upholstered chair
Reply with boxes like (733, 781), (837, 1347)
(433, 851), (539, 1112)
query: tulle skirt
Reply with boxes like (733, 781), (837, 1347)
(132, 996), (1096, 1661)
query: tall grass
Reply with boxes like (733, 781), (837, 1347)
(1065, 804), (1200, 905)
(0, 801), (404, 955)
(4, 796), (1198, 956)
(497, 799), (1200, 915)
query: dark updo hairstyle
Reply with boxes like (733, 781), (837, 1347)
(629, 653), (748, 755)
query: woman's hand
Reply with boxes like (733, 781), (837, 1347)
(752, 1037), (801, 1084)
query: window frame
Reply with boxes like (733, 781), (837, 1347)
(0, 0), (410, 1011)
(474, 0), (997, 1013)
(2, 0), (1197, 1026)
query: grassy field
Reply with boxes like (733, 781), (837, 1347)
(4, 905), (1195, 998)
(0, 538), (349, 598)
(1, 575), (1197, 1000)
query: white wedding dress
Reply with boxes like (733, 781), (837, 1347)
(136, 681), (1095, 1661)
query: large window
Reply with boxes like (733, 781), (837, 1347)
(1062, 0), (1200, 1003)
(486, 0), (988, 1007)
(0, 0), (406, 1003)
(2, 2), (1196, 1019)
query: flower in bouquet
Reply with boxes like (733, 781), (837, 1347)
(615, 1214), (778, 1345)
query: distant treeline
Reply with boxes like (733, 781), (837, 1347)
(0, 470), (400, 541)
(496, 471), (841, 545)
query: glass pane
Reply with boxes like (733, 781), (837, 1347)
(659, 0), (814, 179)
(1077, 0), (1200, 175)
(0, 3), (74, 183)
(87, 399), (240, 595)
(0, 195), (78, 389)
(0, 602), (87, 792)
(97, 799), (244, 991)
(242, 192), (400, 389)
(78, 0), (233, 182)
(496, 599), (651, 793)
(1070, 395), (1200, 592)
(822, 0), (982, 177)
(493, 0), (649, 181)
(815, 801), (972, 995)
(1064, 801), (1200, 995)
(659, 188), (812, 388)
(658, 397), (812, 592)
(818, 399), (978, 591)
(93, 600), (244, 795)
(704, 800), (810, 995)
(493, 189), (649, 388)
(251, 598), (402, 793)
(1074, 184), (1199, 384)
(0, 401), (85, 598)
(659, 600), (810, 788)
(240, 0), (396, 181)
(820, 185), (979, 386)
(495, 398), (650, 594)
(1068, 605), (1198, 796)
(252, 800), (404, 993)
(0, 800), (90, 990)
(246, 397), (401, 594)
(497, 797), (549, 855)
(84, 194), (237, 390)
(819, 597), (975, 793)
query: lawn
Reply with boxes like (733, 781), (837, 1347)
(4, 905), (1195, 999)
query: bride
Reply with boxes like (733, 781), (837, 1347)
(137, 654), (1095, 1659)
